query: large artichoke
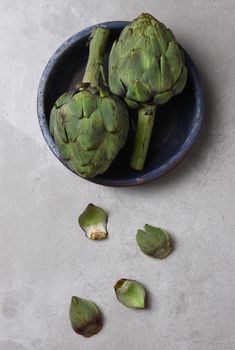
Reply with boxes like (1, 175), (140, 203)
(109, 13), (187, 170)
(50, 28), (129, 178)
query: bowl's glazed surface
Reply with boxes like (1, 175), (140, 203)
(37, 21), (204, 186)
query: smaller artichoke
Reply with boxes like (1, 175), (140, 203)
(114, 279), (146, 309)
(136, 224), (172, 259)
(69, 296), (102, 337)
(78, 203), (108, 240)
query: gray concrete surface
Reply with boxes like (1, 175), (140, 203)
(1, 1), (235, 349)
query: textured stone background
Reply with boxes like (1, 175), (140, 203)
(0, 1), (235, 349)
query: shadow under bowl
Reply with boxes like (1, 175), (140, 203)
(37, 21), (204, 187)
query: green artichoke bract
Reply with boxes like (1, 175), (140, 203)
(69, 296), (102, 337)
(78, 203), (108, 240)
(136, 224), (172, 259)
(50, 28), (129, 178)
(114, 279), (146, 309)
(109, 13), (188, 170)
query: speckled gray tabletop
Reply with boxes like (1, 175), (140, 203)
(1, 1), (235, 349)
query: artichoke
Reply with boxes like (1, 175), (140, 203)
(50, 28), (129, 178)
(109, 13), (188, 170)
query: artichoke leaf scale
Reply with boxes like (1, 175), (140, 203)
(165, 41), (183, 82)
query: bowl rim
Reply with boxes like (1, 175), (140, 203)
(37, 21), (204, 187)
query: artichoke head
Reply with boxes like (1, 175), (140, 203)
(50, 85), (129, 178)
(109, 13), (188, 108)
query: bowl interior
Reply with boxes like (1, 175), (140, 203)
(40, 23), (201, 186)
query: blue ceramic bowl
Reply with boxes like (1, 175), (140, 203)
(37, 21), (204, 187)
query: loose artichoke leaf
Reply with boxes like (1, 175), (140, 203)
(159, 54), (173, 91)
(114, 279), (146, 309)
(78, 203), (108, 240)
(136, 224), (172, 259)
(69, 296), (102, 337)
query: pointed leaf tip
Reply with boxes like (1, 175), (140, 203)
(69, 296), (102, 337)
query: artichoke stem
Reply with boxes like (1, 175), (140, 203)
(130, 105), (156, 171)
(82, 27), (109, 86)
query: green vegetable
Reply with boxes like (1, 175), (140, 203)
(78, 203), (107, 240)
(109, 13), (187, 170)
(136, 224), (172, 259)
(50, 28), (129, 178)
(114, 279), (146, 309)
(69, 296), (102, 337)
